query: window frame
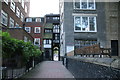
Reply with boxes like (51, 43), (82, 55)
(34, 27), (41, 33)
(25, 5), (27, 13)
(9, 17), (14, 28)
(10, 0), (15, 12)
(4, 0), (8, 4)
(1, 10), (8, 26)
(73, 0), (96, 10)
(74, 15), (97, 32)
(16, 7), (20, 18)
(34, 38), (40, 45)
(25, 27), (31, 33)
(21, 13), (24, 22)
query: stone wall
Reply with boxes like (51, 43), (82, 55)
(64, 57), (120, 78)
(119, 2), (120, 57)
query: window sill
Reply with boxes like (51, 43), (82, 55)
(74, 31), (97, 33)
(73, 9), (96, 11)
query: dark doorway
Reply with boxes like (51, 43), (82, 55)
(111, 40), (118, 56)
(45, 50), (50, 59)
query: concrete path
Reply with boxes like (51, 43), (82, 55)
(22, 61), (75, 78)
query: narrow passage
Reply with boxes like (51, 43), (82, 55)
(22, 61), (75, 78)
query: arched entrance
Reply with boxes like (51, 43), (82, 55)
(53, 47), (59, 61)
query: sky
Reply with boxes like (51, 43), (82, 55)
(29, 0), (59, 17)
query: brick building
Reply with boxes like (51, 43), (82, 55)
(59, 0), (120, 57)
(1, 0), (31, 42)
(43, 14), (60, 61)
(24, 17), (44, 48)
(2, 27), (33, 43)
(1, 0), (30, 28)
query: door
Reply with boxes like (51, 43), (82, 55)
(111, 40), (118, 56)
(45, 50), (49, 59)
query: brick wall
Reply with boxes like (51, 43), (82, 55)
(2, 28), (34, 43)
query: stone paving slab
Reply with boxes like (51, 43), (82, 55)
(22, 61), (75, 79)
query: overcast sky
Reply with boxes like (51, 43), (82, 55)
(29, 0), (59, 17)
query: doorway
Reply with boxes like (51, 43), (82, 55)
(53, 47), (59, 61)
(111, 40), (118, 56)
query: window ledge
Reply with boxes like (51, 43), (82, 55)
(74, 31), (97, 33)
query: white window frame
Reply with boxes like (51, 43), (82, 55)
(9, 17), (14, 28)
(34, 27), (41, 33)
(74, 15), (97, 32)
(21, 0), (24, 8)
(21, 13), (24, 22)
(25, 5), (27, 13)
(4, 0), (8, 4)
(25, 27), (31, 33)
(34, 38), (40, 45)
(16, 7), (20, 18)
(18, 0), (21, 3)
(10, 0), (15, 12)
(15, 23), (19, 28)
(26, 18), (32, 22)
(1, 10), (8, 26)
(74, 0), (96, 10)
(44, 39), (51, 44)
(24, 36), (28, 42)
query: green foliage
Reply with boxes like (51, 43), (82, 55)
(2, 32), (42, 65)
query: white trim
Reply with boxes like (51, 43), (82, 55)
(34, 38), (40, 45)
(1, 10), (8, 26)
(74, 0), (96, 10)
(9, 17), (14, 28)
(16, 7), (20, 18)
(34, 27), (41, 33)
(72, 13), (97, 16)
(4, 0), (8, 5)
(25, 27), (31, 33)
(74, 16), (97, 32)
(10, 0), (15, 12)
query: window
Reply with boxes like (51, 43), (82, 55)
(44, 40), (51, 44)
(18, 0), (21, 3)
(45, 29), (52, 33)
(55, 34), (60, 40)
(75, 40), (97, 49)
(74, 0), (95, 10)
(1, 10), (8, 26)
(53, 17), (59, 20)
(74, 16), (97, 32)
(26, 18), (32, 22)
(36, 18), (41, 22)
(34, 27), (41, 33)
(16, 7), (20, 18)
(15, 23), (19, 28)
(10, 0), (15, 12)
(53, 25), (60, 33)
(4, 0), (8, 4)
(25, 27), (31, 33)
(9, 17), (14, 28)
(21, 0), (24, 8)
(21, 13), (24, 22)
(25, 5), (27, 13)
(34, 38), (40, 46)
(24, 36), (28, 42)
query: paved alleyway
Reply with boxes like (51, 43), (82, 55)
(22, 61), (75, 78)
